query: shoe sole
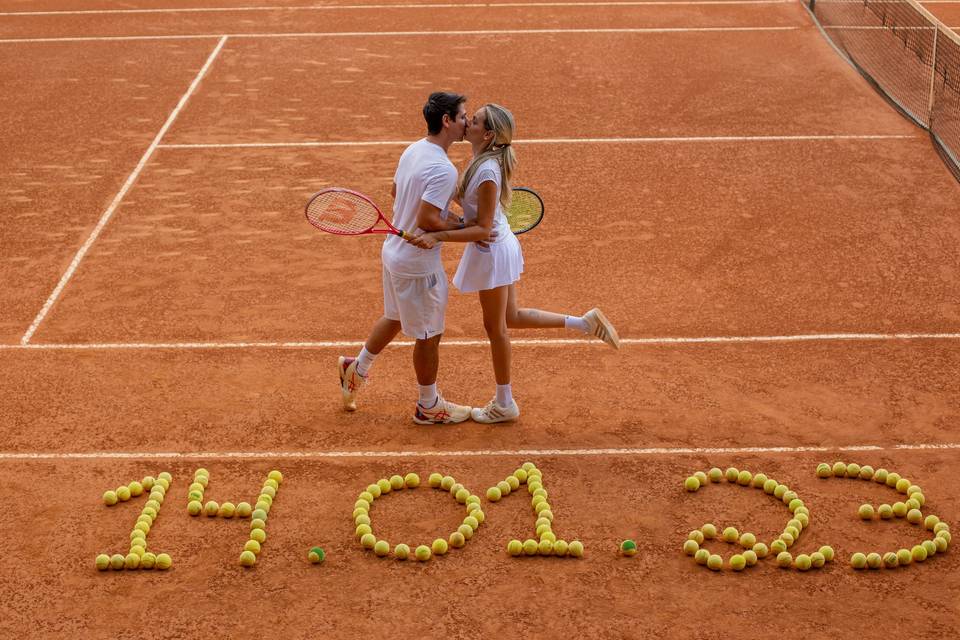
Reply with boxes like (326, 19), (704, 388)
(413, 414), (471, 425)
(590, 308), (621, 350)
(338, 356), (358, 412)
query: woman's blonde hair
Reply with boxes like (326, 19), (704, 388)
(457, 104), (516, 209)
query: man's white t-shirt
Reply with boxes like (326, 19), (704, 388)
(381, 138), (457, 278)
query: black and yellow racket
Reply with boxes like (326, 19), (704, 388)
(507, 187), (544, 235)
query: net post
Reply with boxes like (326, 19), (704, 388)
(928, 26), (939, 115)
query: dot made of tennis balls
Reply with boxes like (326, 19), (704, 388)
(737, 470), (752, 486)
(707, 554), (723, 571)
(907, 509), (923, 524)
(394, 544), (410, 560)
(858, 504), (875, 520)
(103, 491), (118, 506)
(567, 541), (584, 558)
(763, 479), (778, 494)
(845, 463), (861, 478)
(360, 533), (377, 549)
(753, 542), (769, 558)
(95, 554), (110, 570)
(896, 548), (912, 565)
(250, 528), (267, 544)
(404, 473), (420, 488)
(683, 540), (699, 556)
(776, 552), (793, 568)
(684, 476), (700, 492)
(724, 468), (739, 482)
(850, 552), (867, 569)
(245, 540), (261, 555)
(810, 552), (825, 568)
(308, 547), (325, 564)
(739, 533), (756, 548)
(729, 554), (746, 571)
(620, 540), (638, 557)
(795, 554), (812, 571)
(831, 461), (846, 476)
(449, 531), (466, 548)
(239, 550), (257, 567)
(374, 540), (390, 557)
(708, 468), (723, 483)
(722, 527), (739, 543)
(701, 523), (717, 539)
(865, 552), (882, 569)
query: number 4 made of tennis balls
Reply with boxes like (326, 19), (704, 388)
(95, 472), (174, 571)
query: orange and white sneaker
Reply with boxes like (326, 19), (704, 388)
(413, 394), (471, 425)
(471, 398), (520, 424)
(338, 356), (366, 412)
(583, 308), (621, 350)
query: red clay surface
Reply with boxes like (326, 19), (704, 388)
(0, 40), (218, 343)
(0, 0), (802, 10)
(922, 2), (960, 27)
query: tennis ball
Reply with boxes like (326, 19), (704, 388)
(360, 533), (377, 550)
(540, 531), (557, 544)
(886, 472), (901, 487)
(155, 478), (170, 491)
(535, 503), (552, 516)
(366, 484), (381, 498)
(188, 482), (204, 494)
(124, 553), (141, 570)
(255, 501), (271, 513)
(907, 509), (923, 524)
(763, 479), (778, 494)
(832, 461), (846, 476)
(778, 552), (794, 568)
(204, 501), (219, 516)
(850, 552), (867, 569)
(620, 540), (638, 557)
(739, 532), (756, 548)
(308, 547), (325, 564)
(514, 468), (528, 483)
(219, 502), (236, 518)
(128, 481), (144, 497)
(934, 536), (949, 553)
(449, 531), (466, 548)
(538, 540), (554, 556)
(536, 524), (552, 539)
(728, 554), (745, 571)
(859, 465), (874, 480)
(694, 471), (708, 486)
(937, 530), (952, 544)
(858, 504), (875, 519)
(934, 522), (950, 534)
(503, 475), (520, 491)
(781, 490), (798, 505)
(140, 552), (157, 570)
(725, 468), (739, 482)
(394, 544), (410, 560)
(896, 548), (912, 565)
(568, 541), (584, 558)
(866, 552), (882, 569)
(486, 487), (502, 502)
(707, 554), (723, 571)
(924, 515), (940, 530)
(531, 495), (547, 509)
(792, 514), (808, 530)
(818, 545), (835, 562)
(877, 504), (893, 519)
(873, 468), (888, 483)
(922, 540), (937, 556)
(103, 491), (118, 506)
(905, 498), (920, 511)
(95, 554), (110, 570)
(883, 552), (898, 568)
(389, 475), (404, 491)
(109, 554), (125, 570)
(463, 515), (480, 531)
(428, 538), (446, 555)
(457, 524), (474, 540)
(780, 532), (795, 547)
(466, 502), (482, 515)
(708, 467), (723, 483)
(245, 540), (261, 555)
(521, 462), (536, 472)
(157, 471), (172, 483)
(251, 508), (267, 522)
(701, 523), (717, 539)
(788, 499), (804, 513)
(795, 506), (810, 517)
(250, 528), (267, 544)
(810, 552), (825, 568)
(522, 539), (539, 555)
(892, 502), (908, 517)
(141, 476), (156, 490)
(495, 481), (511, 497)
(134, 521), (150, 535)
(428, 473), (443, 488)
(895, 478), (911, 494)
(355, 500), (370, 513)
(774, 484), (788, 500)
(911, 544), (928, 562)
(239, 551), (256, 567)
(404, 473), (420, 488)
(688, 530), (705, 545)
(845, 463), (860, 478)
(694, 549), (710, 565)
(752, 473), (768, 488)
(116, 486), (131, 502)
(794, 554), (812, 571)
(374, 540), (390, 557)
(440, 476), (455, 491)
(129, 543), (146, 557)
(770, 540), (787, 554)
(553, 540), (569, 557)
(753, 542), (769, 558)
(910, 492), (925, 507)
(507, 540), (523, 556)
(722, 527), (739, 543)
(683, 540), (699, 556)
(737, 470), (752, 486)
(355, 514), (371, 527)
(684, 476), (700, 492)
(743, 549), (758, 566)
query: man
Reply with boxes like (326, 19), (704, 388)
(338, 92), (473, 424)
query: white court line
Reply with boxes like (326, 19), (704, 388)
(18, 36), (229, 346)
(159, 134), (917, 150)
(0, 26), (800, 44)
(2, 333), (960, 351)
(0, 0), (796, 16)
(0, 442), (957, 460)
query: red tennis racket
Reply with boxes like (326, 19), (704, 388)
(305, 188), (410, 239)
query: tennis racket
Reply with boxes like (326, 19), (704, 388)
(305, 188), (410, 239)
(507, 187), (544, 235)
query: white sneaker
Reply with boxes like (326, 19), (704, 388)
(471, 398), (520, 424)
(338, 356), (366, 412)
(413, 394), (472, 425)
(583, 308), (621, 350)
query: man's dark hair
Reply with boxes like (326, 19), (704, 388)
(423, 92), (466, 135)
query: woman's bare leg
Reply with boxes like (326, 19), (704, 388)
(478, 285), (512, 385)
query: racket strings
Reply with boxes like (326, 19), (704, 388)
(507, 190), (543, 232)
(306, 190), (380, 234)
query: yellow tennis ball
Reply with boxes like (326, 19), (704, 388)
(251, 518), (267, 531)
(896, 548), (912, 565)
(116, 486), (131, 502)
(845, 463), (860, 478)
(816, 463), (832, 478)
(934, 537), (948, 553)
(707, 467), (724, 483)
(466, 502), (482, 515)
(140, 552), (157, 569)
(780, 532), (795, 547)
(261, 486), (277, 499)
(457, 524), (474, 540)
(235, 502), (252, 518)
(739, 532), (756, 548)
(507, 540), (523, 556)
(911, 544), (928, 562)
(455, 488), (469, 504)
(355, 514), (371, 527)
(707, 554), (723, 571)
(922, 540), (937, 556)
(415, 545), (432, 561)
(729, 554), (746, 571)
(463, 516), (480, 531)
(155, 477), (170, 491)
(250, 528), (267, 544)
(245, 540), (261, 555)
(389, 475), (405, 491)
(770, 539), (787, 554)
(472, 510), (486, 525)
(374, 540), (390, 557)
(773, 484), (788, 499)
(753, 542), (769, 558)
(819, 545), (835, 562)
(905, 498), (920, 511)
(688, 530), (704, 545)
(522, 539), (539, 556)
(366, 484), (381, 498)
(776, 552), (793, 568)
(883, 552), (898, 568)
(886, 472), (901, 487)
(924, 515), (940, 530)
(910, 492), (925, 507)
(359, 533), (377, 549)
(762, 479), (777, 494)
(440, 476), (455, 491)
(567, 541), (584, 558)
(553, 540), (569, 557)
(878, 504), (893, 519)
(141, 476), (156, 490)
(449, 532), (466, 548)
(124, 553), (141, 570)
(907, 509), (923, 524)
(128, 481), (144, 497)
(95, 554), (110, 570)
(725, 468), (739, 482)
(308, 547), (325, 564)
(722, 527), (739, 543)
(683, 540), (699, 556)
(496, 480), (511, 497)
(506, 475), (521, 491)
(538, 540), (554, 556)
(514, 468), (528, 483)
(737, 470), (752, 486)
(219, 502), (236, 518)
(394, 544), (410, 560)
(859, 465), (874, 480)
(895, 478), (911, 493)
(831, 461), (846, 476)
(109, 554), (125, 570)
(428, 473), (443, 488)
(796, 554), (814, 570)
(866, 552), (882, 569)
(239, 550), (256, 567)
(684, 476), (700, 492)
(432, 538), (449, 555)
(102, 491), (118, 506)
(858, 504), (875, 519)
(892, 502), (908, 517)
(404, 473), (420, 489)
(701, 523), (717, 539)
(850, 552), (867, 569)
(694, 548), (709, 565)
(204, 501), (219, 516)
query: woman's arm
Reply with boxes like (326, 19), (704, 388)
(412, 181), (497, 247)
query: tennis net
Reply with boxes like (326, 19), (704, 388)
(806, 0), (960, 180)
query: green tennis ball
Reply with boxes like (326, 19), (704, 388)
(522, 539), (539, 556)
(892, 502), (908, 517)
(729, 554), (746, 571)
(568, 541), (584, 558)
(907, 509), (923, 524)
(95, 554), (110, 570)
(140, 552), (157, 569)
(873, 468), (888, 483)
(922, 540), (937, 556)
(866, 552), (882, 569)
(878, 504), (893, 519)
(684, 476), (700, 492)
(722, 527), (739, 543)
(374, 540), (390, 557)
(739, 532), (756, 548)
(883, 552), (898, 568)
(250, 528), (267, 544)
(376, 479), (392, 494)
(753, 542), (769, 558)
(414, 545), (432, 561)
(694, 549), (710, 565)
(774, 484), (788, 500)
(620, 540), (638, 557)
(449, 531), (466, 548)
(724, 468), (739, 482)
(394, 543), (410, 560)
(896, 478), (911, 494)
(752, 473), (768, 488)
(845, 463), (860, 478)
(859, 465), (874, 480)
(389, 475), (405, 491)
(819, 545), (835, 562)
(486, 487), (502, 502)
(239, 550), (256, 567)
(885, 472), (901, 487)
(701, 523), (717, 539)
(737, 470), (752, 486)
(204, 501), (219, 516)
(858, 504), (875, 519)
(708, 468), (723, 483)
(694, 471), (708, 486)
(816, 463), (832, 478)
(308, 547), (325, 564)
(911, 544), (928, 562)
(707, 554), (723, 571)
(896, 548), (912, 565)
(763, 479), (778, 494)
(102, 490), (119, 506)
(795, 554), (812, 571)
(776, 552), (793, 568)
(688, 530), (705, 545)
(810, 552), (825, 568)
(360, 533), (377, 550)
(831, 462), (846, 476)
(770, 539), (787, 554)
(432, 538), (448, 555)
(683, 540), (699, 556)
(850, 552), (867, 569)
(187, 500), (202, 516)
(245, 540), (261, 555)
(924, 515), (940, 530)
(507, 540), (523, 556)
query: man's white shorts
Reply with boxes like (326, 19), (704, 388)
(382, 265), (448, 339)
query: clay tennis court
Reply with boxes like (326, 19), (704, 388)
(2, 1), (959, 637)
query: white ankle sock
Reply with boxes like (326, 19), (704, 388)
(356, 347), (377, 377)
(418, 383), (438, 408)
(496, 384), (513, 406)
(564, 315), (589, 334)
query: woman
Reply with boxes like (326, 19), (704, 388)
(412, 104), (620, 424)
